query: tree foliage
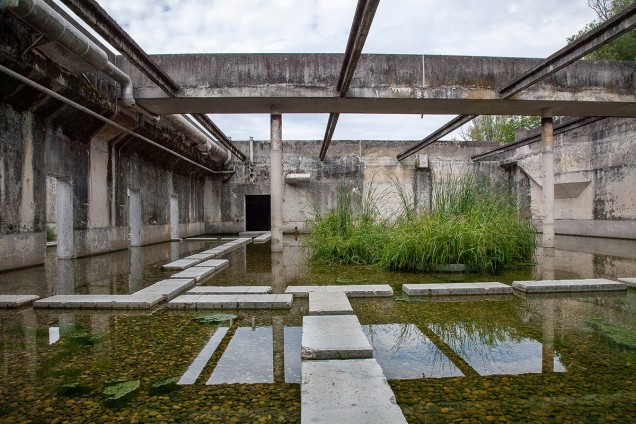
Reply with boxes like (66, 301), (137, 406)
(568, 0), (636, 60)
(460, 115), (541, 143)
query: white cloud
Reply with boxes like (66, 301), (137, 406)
(56, 0), (598, 140)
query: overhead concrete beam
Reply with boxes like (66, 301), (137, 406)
(123, 54), (636, 117)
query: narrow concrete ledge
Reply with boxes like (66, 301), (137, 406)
(33, 294), (164, 309)
(201, 247), (227, 256)
(512, 278), (626, 293)
(308, 292), (353, 316)
(0, 295), (40, 308)
(186, 252), (217, 261)
(162, 258), (202, 270)
(253, 232), (272, 244)
(170, 266), (216, 282)
(286, 285), (393, 298)
(301, 359), (407, 424)
(301, 315), (373, 360)
(134, 278), (196, 301)
(618, 277), (636, 288)
(187, 286), (272, 294)
(403, 282), (511, 296)
(167, 294), (293, 310)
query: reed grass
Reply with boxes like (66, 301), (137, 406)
(304, 174), (536, 273)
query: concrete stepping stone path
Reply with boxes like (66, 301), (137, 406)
(618, 277), (636, 288)
(0, 295), (40, 308)
(308, 292), (353, 315)
(285, 284), (393, 298)
(187, 286), (272, 295)
(301, 315), (373, 360)
(133, 278), (196, 301)
(168, 294), (293, 310)
(34, 294), (164, 309)
(403, 282), (512, 296)
(170, 266), (217, 282)
(253, 232), (272, 244)
(301, 358), (407, 424)
(512, 278), (626, 293)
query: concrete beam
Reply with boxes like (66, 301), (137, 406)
(123, 54), (636, 116)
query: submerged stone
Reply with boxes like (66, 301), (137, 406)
(194, 314), (238, 324)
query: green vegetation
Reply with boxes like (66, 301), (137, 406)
(194, 313), (237, 324)
(304, 175), (536, 273)
(460, 115), (541, 144)
(103, 379), (140, 404)
(46, 225), (56, 242)
(569, 0), (636, 61)
(587, 317), (636, 349)
(149, 377), (180, 395)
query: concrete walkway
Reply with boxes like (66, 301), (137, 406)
(168, 294), (292, 310)
(162, 238), (251, 270)
(286, 284), (393, 298)
(403, 282), (512, 296)
(513, 278), (626, 293)
(618, 277), (636, 288)
(0, 295), (40, 308)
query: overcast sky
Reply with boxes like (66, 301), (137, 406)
(59, 0), (598, 141)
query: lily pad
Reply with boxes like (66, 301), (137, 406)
(150, 377), (180, 395)
(195, 314), (237, 324)
(59, 381), (89, 396)
(103, 380), (140, 402)
(587, 317), (636, 349)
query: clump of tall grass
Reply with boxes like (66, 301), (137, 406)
(304, 174), (536, 273)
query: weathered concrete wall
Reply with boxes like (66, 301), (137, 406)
(210, 139), (503, 233)
(502, 117), (636, 240)
(0, 102), (212, 271)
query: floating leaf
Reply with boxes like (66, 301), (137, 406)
(103, 380), (140, 402)
(195, 314), (237, 324)
(59, 381), (89, 396)
(150, 377), (179, 395)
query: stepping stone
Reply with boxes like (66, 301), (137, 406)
(253, 232), (271, 244)
(403, 282), (512, 296)
(301, 315), (372, 360)
(187, 286), (272, 295)
(618, 277), (636, 288)
(194, 259), (229, 270)
(512, 278), (626, 293)
(170, 266), (217, 282)
(185, 253), (217, 261)
(0, 295), (40, 308)
(201, 248), (225, 255)
(167, 294), (293, 310)
(134, 278), (196, 301)
(162, 258), (202, 270)
(301, 359), (407, 424)
(308, 292), (353, 316)
(285, 285), (393, 298)
(33, 294), (164, 309)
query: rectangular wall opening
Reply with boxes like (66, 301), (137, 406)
(245, 195), (271, 231)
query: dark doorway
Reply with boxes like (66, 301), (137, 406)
(245, 195), (271, 231)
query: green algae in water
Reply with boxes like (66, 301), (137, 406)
(150, 377), (179, 395)
(103, 380), (140, 404)
(69, 332), (104, 347)
(587, 317), (636, 349)
(194, 313), (237, 324)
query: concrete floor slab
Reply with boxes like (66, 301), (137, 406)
(286, 285), (393, 298)
(134, 278), (196, 300)
(34, 294), (164, 309)
(187, 286), (272, 294)
(186, 253), (217, 261)
(301, 359), (407, 424)
(170, 266), (216, 282)
(168, 294), (293, 310)
(162, 258), (202, 270)
(194, 259), (229, 269)
(0, 295), (40, 308)
(618, 277), (636, 288)
(403, 282), (511, 296)
(512, 278), (626, 293)
(308, 292), (353, 315)
(253, 232), (272, 244)
(302, 315), (372, 360)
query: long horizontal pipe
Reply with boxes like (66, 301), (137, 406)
(0, 64), (230, 174)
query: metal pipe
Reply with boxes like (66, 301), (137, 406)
(0, 0), (135, 106)
(164, 114), (227, 161)
(0, 63), (231, 174)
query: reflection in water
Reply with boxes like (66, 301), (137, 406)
(430, 323), (566, 376)
(207, 327), (273, 384)
(179, 327), (229, 385)
(48, 327), (60, 345)
(284, 327), (302, 384)
(363, 324), (464, 379)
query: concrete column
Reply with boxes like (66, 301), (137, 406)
(170, 195), (180, 241)
(128, 246), (143, 293)
(129, 189), (142, 247)
(270, 114), (283, 253)
(56, 178), (74, 259)
(541, 112), (555, 249)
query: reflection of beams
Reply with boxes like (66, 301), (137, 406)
(398, 3), (636, 161)
(396, 114), (477, 162)
(472, 117), (604, 161)
(178, 327), (229, 385)
(415, 324), (479, 379)
(319, 0), (380, 161)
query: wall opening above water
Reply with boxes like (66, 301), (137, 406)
(245, 195), (271, 231)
